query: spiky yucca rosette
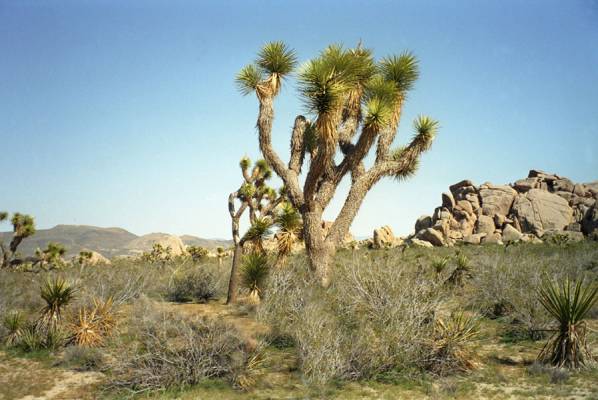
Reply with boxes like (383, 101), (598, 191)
(538, 277), (598, 369)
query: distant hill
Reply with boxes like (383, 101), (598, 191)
(0, 225), (231, 259)
(180, 235), (231, 249)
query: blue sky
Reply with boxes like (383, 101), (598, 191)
(1, 0), (597, 238)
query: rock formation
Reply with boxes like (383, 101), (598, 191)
(372, 225), (403, 249)
(408, 170), (597, 247)
(125, 233), (188, 256)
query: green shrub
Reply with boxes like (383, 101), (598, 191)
(165, 268), (217, 303)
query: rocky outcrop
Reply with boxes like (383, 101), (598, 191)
(125, 233), (188, 256)
(407, 170), (597, 247)
(511, 189), (573, 235)
(87, 251), (112, 266)
(373, 225), (403, 249)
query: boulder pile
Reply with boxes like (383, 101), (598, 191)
(407, 170), (598, 247)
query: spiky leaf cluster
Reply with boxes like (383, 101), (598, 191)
(40, 277), (76, 324)
(241, 252), (270, 294)
(11, 213), (35, 237)
(379, 52), (419, 94)
(236, 41), (297, 97)
(297, 44), (375, 115)
(243, 217), (273, 246)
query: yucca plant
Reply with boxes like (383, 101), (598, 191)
(71, 307), (103, 347)
(19, 323), (43, 351)
(274, 202), (302, 267)
(429, 312), (480, 375)
(2, 310), (25, 346)
(70, 297), (116, 347)
(431, 257), (449, 275)
(241, 253), (270, 304)
(538, 277), (598, 369)
(243, 218), (273, 255)
(39, 277), (76, 331)
(448, 253), (471, 286)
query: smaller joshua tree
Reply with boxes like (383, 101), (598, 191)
(187, 245), (209, 263)
(0, 212), (36, 268)
(35, 242), (67, 269)
(226, 157), (285, 304)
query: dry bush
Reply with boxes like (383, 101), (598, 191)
(108, 298), (254, 392)
(258, 254), (444, 384)
(165, 268), (218, 303)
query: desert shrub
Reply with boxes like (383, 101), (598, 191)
(258, 255), (443, 384)
(62, 346), (105, 371)
(108, 298), (252, 392)
(165, 268), (217, 303)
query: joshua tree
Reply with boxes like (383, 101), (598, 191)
(236, 42), (438, 286)
(0, 212), (36, 268)
(187, 245), (209, 262)
(226, 157), (283, 304)
(215, 246), (226, 266)
(35, 242), (67, 269)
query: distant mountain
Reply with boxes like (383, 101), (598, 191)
(180, 235), (232, 249)
(0, 225), (231, 259)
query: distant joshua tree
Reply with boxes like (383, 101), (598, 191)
(226, 157), (284, 304)
(236, 42), (438, 286)
(0, 212), (36, 268)
(35, 242), (67, 269)
(187, 245), (209, 262)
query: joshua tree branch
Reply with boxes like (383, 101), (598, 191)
(256, 96), (304, 209)
(289, 116), (307, 174)
(326, 140), (429, 245)
(376, 100), (404, 162)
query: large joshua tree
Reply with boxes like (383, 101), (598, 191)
(236, 42), (439, 286)
(0, 212), (36, 268)
(226, 157), (283, 304)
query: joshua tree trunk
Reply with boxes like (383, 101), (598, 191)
(226, 241), (244, 304)
(226, 191), (246, 304)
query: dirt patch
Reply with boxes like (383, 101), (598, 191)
(0, 351), (101, 400)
